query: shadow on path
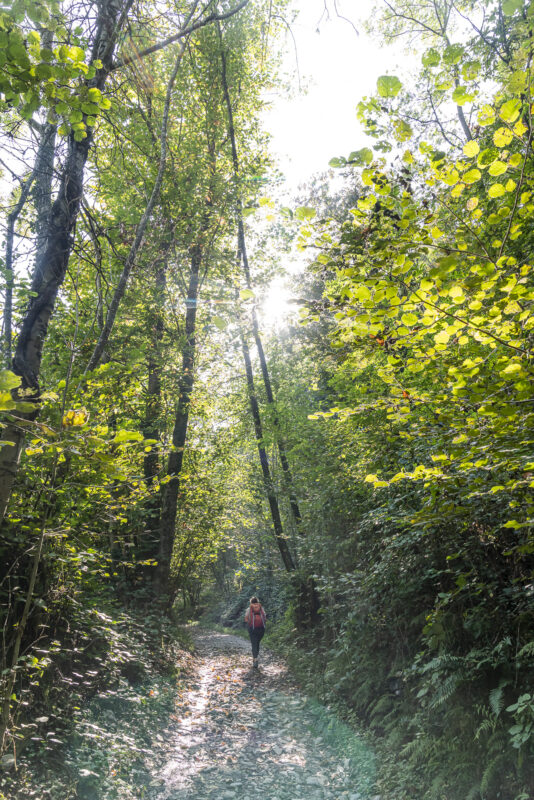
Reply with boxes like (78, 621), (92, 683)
(150, 628), (376, 800)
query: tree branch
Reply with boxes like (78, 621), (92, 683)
(112, 0), (250, 71)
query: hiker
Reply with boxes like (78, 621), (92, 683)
(244, 596), (266, 669)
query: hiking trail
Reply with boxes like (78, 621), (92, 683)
(148, 628), (376, 800)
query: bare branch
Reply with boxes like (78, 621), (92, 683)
(273, 15), (301, 91)
(333, 0), (359, 37)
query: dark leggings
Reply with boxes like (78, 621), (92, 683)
(248, 627), (265, 658)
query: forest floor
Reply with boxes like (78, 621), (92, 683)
(148, 627), (377, 800)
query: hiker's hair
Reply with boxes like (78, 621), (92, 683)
(250, 596), (259, 604)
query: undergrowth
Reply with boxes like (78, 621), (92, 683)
(1, 597), (193, 800)
(265, 607), (533, 800)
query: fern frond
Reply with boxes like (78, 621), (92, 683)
(489, 680), (509, 718)
(428, 674), (459, 709)
(517, 640), (534, 659)
(475, 718), (495, 740)
(369, 693), (393, 718)
(480, 752), (509, 796)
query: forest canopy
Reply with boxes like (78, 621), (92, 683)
(1, 1), (534, 799)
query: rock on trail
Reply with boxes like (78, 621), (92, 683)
(149, 629), (375, 800)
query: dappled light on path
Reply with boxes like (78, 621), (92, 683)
(151, 630), (375, 800)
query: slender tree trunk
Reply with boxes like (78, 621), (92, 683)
(155, 243), (202, 595)
(0, 0), (131, 526)
(239, 323), (295, 572)
(237, 223), (303, 528)
(32, 125), (57, 265)
(218, 30), (304, 530)
(141, 254), (167, 558)
(85, 46), (186, 373)
(3, 175), (36, 367)
(2, 117), (55, 367)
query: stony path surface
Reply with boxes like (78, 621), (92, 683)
(150, 629), (376, 800)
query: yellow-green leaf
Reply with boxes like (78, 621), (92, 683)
(488, 183), (505, 198)
(463, 168), (481, 184)
(488, 160), (507, 176)
(463, 140), (480, 158)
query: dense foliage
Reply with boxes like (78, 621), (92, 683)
(264, 1), (534, 798)
(2, 0), (534, 799)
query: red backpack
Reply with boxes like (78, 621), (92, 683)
(248, 603), (266, 630)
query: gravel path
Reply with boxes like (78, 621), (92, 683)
(150, 629), (376, 800)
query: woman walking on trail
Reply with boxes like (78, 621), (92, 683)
(245, 596), (266, 669)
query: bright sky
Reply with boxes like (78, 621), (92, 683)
(263, 0), (406, 191)
(261, 0), (408, 327)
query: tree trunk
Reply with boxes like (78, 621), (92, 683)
(3, 174), (36, 367)
(32, 126), (57, 265)
(237, 221), (304, 529)
(239, 324), (296, 572)
(0, 0), (130, 526)
(218, 29), (304, 531)
(85, 46), (185, 373)
(140, 254), (168, 559)
(2, 119), (55, 367)
(155, 243), (202, 595)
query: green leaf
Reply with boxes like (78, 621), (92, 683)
(488, 160), (507, 176)
(443, 43), (464, 65)
(488, 183), (505, 198)
(239, 289), (254, 301)
(295, 206), (316, 221)
(463, 140), (480, 157)
(376, 75), (402, 98)
(212, 316), (226, 330)
(35, 62), (52, 80)
(354, 285), (371, 301)
(462, 60), (481, 80)
(81, 102), (100, 116)
(422, 48), (440, 67)
(463, 168), (481, 184)
(69, 46), (85, 62)
(0, 371), (20, 392)
(502, 0), (523, 15)
(452, 86), (474, 106)
(478, 105), (496, 126)
(502, 362), (522, 375)
(348, 147), (373, 165)
(113, 430), (143, 444)
(499, 99), (521, 123)
(478, 148), (498, 168)
(329, 156), (346, 168)
(435, 330), (450, 344)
